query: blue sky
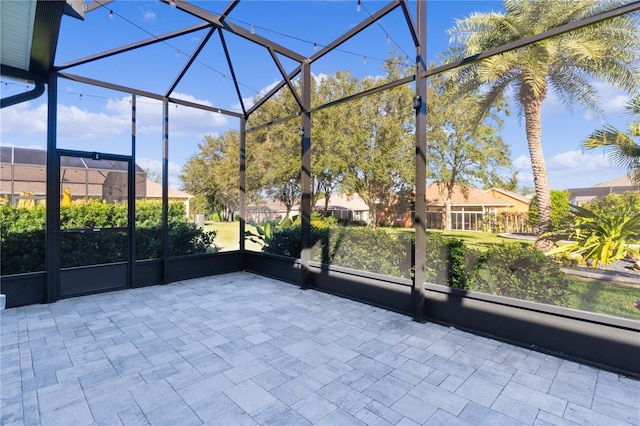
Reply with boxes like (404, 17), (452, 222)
(1, 0), (636, 191)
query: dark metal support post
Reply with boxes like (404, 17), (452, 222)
(413, 0), (427, 322)
(300, 61), (312, 289)
(162, 98), (169, 283)
(45, 72), (60, 303)
(239, 118), (246, 253)
(129, 95), (137, 288)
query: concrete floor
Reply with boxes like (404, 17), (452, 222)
(1, 272), (638, 425)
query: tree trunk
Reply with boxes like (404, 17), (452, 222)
(444, 198), (452, 231)
(521, 86), (554, 251)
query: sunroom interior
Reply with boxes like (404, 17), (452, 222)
(1, 0), (638, 378)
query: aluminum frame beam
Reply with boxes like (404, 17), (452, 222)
(162, 0), (306, 63)
(56, 23), (212, 71)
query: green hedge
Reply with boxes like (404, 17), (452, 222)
(265, 226), (569, 305)
(0, 200), (217, 275)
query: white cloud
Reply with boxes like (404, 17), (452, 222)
(546, 150), (611, 171)
(236, 80), (284, 112)
(512, 150), (623, 188)
(136, 157), (183, 188)
(141, 10), (156, 21)
(513, 155), (531, 170)
(0, 101), (128, 140)
(1, 92), (229, 144)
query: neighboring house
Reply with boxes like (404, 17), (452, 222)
(567, 175), (638, 206)
(144, 180), (194, 218)
(315, 193), (370, 223)
(246, 193), (370, 224)
(425, 184), (530, 231)
(0, 147), (194, 216)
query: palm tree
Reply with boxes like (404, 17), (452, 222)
(446, 0), (639, 248)
(582, 96), (640, 186)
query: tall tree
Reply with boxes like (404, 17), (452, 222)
(180, 130), (239, 221)
(582, 96), (640, 186)
(425, 73), (512, 230)
(312, 71), (359, 214)
(446, 0), (639, 248)
(248, 86), (301, 219)
(342, 57), (415, 226)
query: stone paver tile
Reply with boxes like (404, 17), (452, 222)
(251, 368), (292, 391)
(348, 355), (394, 379)
(361, 400), (404, 424)
(223, 359), (271, 384)
(86, 388), (139, 424)
(459, 401), (528, 425)
(307, 360), (352, 385)
(37, 379), (85, 411)
(363, 375), (415, 407)
(424, 408), (474, 426)
(391, 393), (438, 424)
(252, 400), (312, 426)
(117, 405), (149, 426)
(439, 375), (465, 392)
(535, 410), (582, 426)
(39, 397), (95, 426)
(354, 408), (394, 426)
(563, 402), (634, 426)
(401, 346), (434, 363)
(549, 376), (594, 408)
(555, 362), (598, 386)
(424, 369), (449, 386)
(455, 374), (504, 407)
(282, 339), (322, 357)
(314, 408), (366, 426)
(223, 379), (276, 414)
(130, 379), (181, 413)
(512, 369), (552, 392)
(0, 403), (22, 425)
(145, 398), (202, 426)
(165, 361), (206, 390)
(591, 394), (640, 425)
(103, 341), (140, 360)
(178, 373), (234, 405)
(349, 373), (379, 392)
(56, 357), (112, 382)
(292, 393), (338, 423)
(318, 342), (359, 363)
(503, 381), (567, 417)
(595, 379), (638, 409)
(83, 373), (146, 401)
(374, 350), (408, 368)
(409, 380), (469, 416)
(317, 380), (373, 414)
(390, 359), (434, 386)
(426, 355), (475, 380)
(492, 394), (539, 425)
(189, 392), (256, 425)
(271, 373), (323, 405)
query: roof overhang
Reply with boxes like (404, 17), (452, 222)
(0, 0), (81, 82)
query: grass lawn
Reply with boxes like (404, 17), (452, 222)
(384, 228), (529, 251)
(564, 277), (639, 320)
(204, 221), (262, 252)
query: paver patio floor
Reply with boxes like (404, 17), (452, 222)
(1, 272), (639, 425)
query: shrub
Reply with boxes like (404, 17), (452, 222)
(265, 225), (411, 278)
(423, 233), (478, 289)
(470, 243), (569, 305)
(528, 190), (571, 232)
(0, 200), (217, 275)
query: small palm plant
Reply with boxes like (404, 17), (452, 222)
(547, 203), (640, 267)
